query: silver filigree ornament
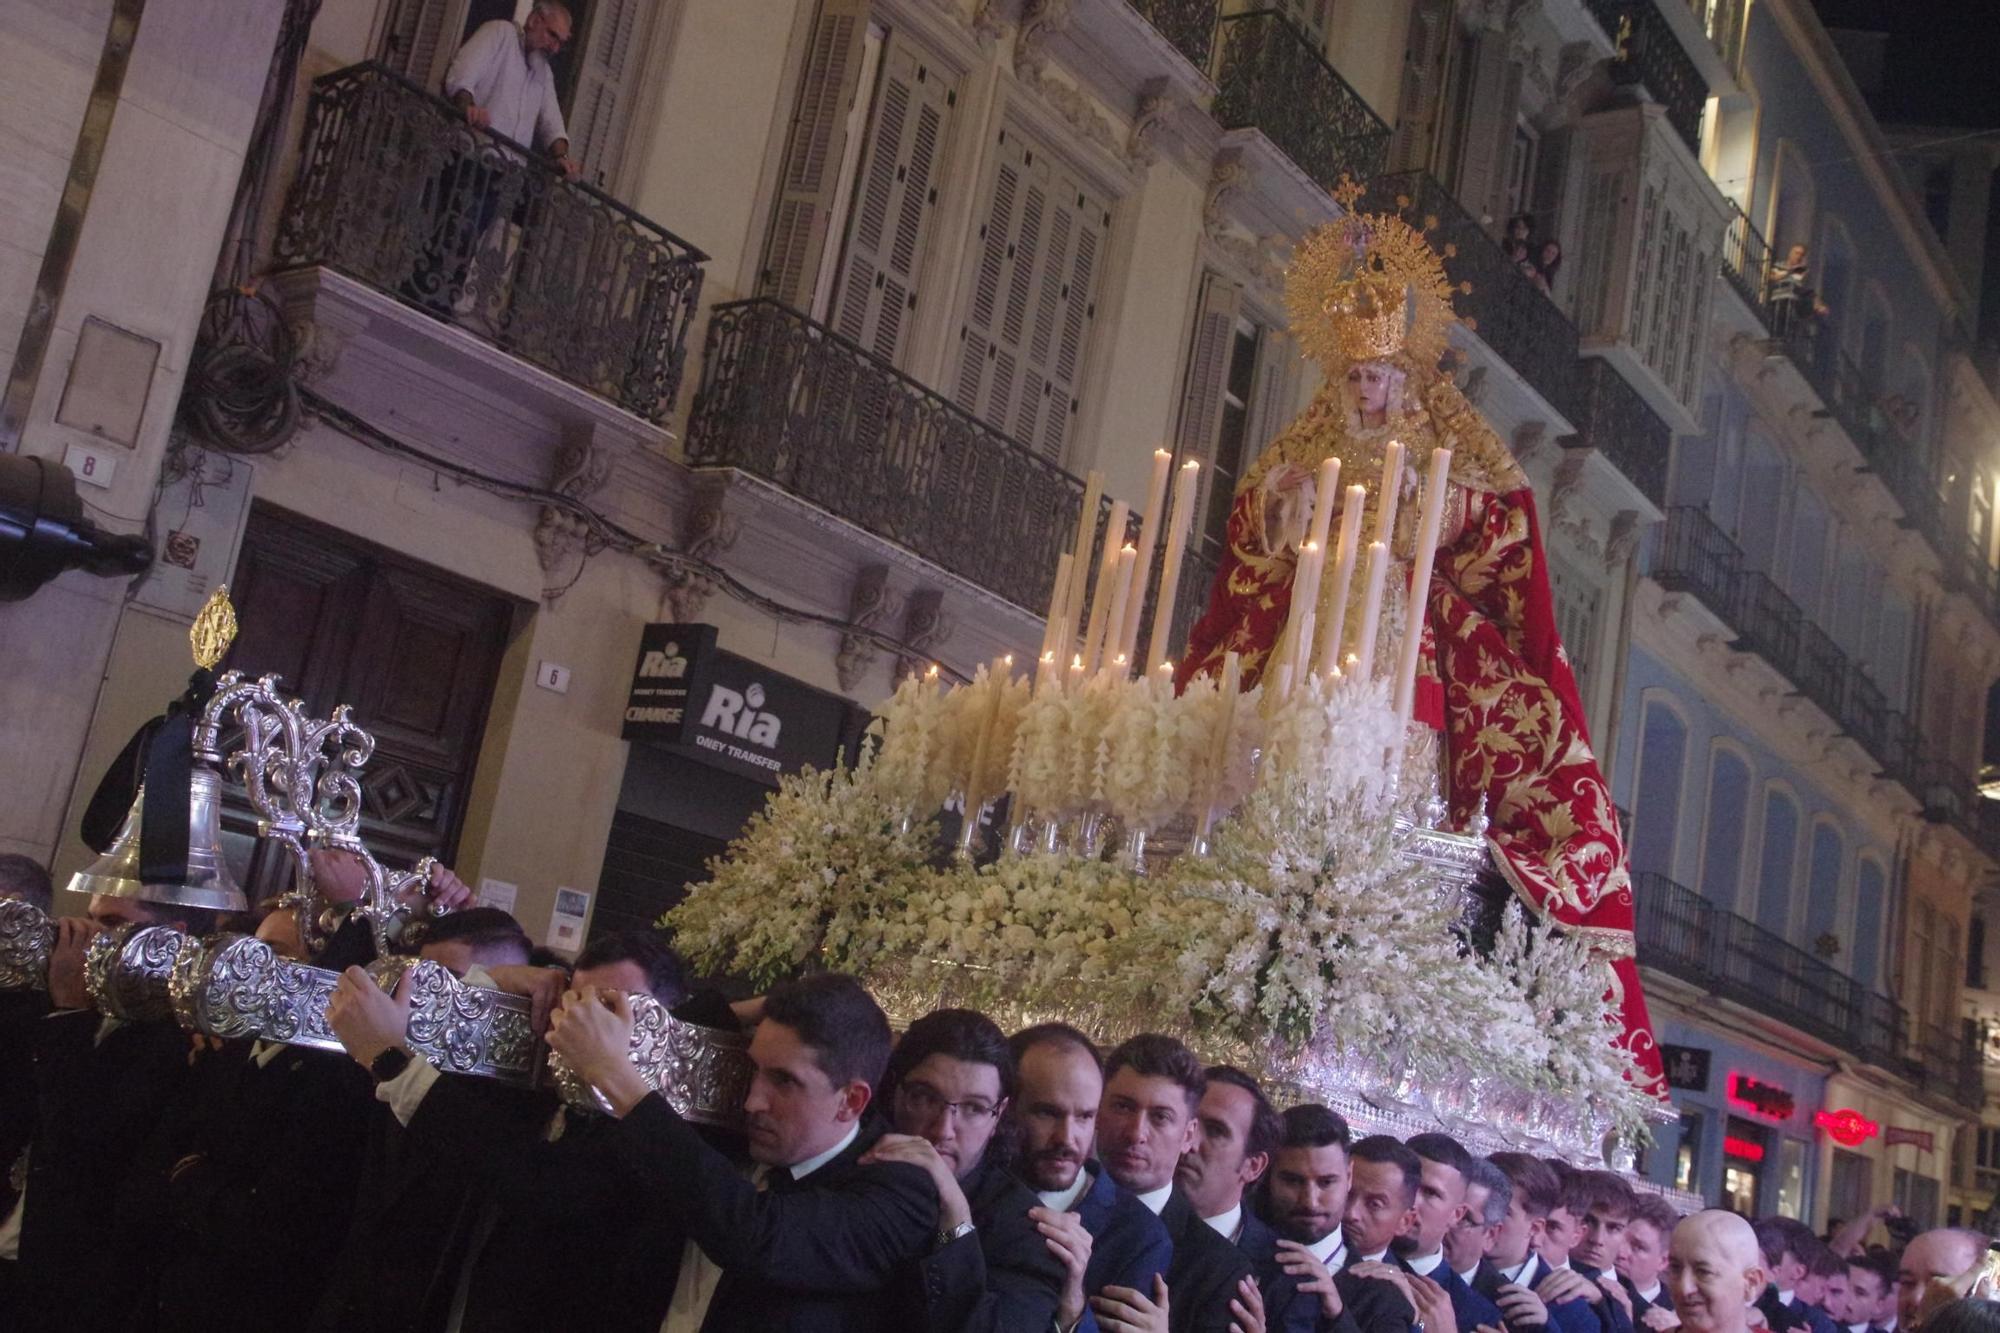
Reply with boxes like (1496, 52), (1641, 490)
(545, 991), (753, 1125)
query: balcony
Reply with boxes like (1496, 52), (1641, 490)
(273, 64), (707, 425)
(1567, 356), (1672, 508)
(1211, 10), (1391, 195)
(1580, 0), (1710, 153)
(1374, 169), (1581, 420)
(1127, 0), (1221, 70)
(1569, 103), (1728, 432)
(1719, 200), (1771, 331)
(1636, 872), (1982, 1109)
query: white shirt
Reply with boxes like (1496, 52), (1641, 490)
(1636, 1282), (1664, 1305)
(1779, 1291), (1797, 1307)
(1363, 1248), (1391, 1264)
(1203, 1203), (1245, 1243)
(1456, 1265), (1481, 1287)
(1883, 1319), (1899, 1332)
(1408, 1249), (1445, 1277)
(1039, 1171), (1092, 1214)
(1311, 1232), (1348, 1268)
(1135, 1183), (1175, 1216)
(789, 1123), (861, 1182)
(1502, 1255), (1540, 1286)
(443, 20), (568, 151)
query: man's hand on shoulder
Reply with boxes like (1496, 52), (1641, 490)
(1092, 1273), (1171, 1333)
(1496, 1282), (1550, 1329)
(1276, 1239), (1343, 1319)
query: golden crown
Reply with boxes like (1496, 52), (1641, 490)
(1286, 177), (1463, 376)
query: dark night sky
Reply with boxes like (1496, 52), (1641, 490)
(1809, 0), (2000, 128)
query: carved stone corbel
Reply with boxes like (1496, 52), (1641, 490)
(1128, 77), (1176, 168)
(894, 588), (954, 682)
(1203, 150), (1251, 238)
(1511, 421), (1552, 468)
(1605, 510), (1643, 568)
(661, 480), (740, 622)
(1014, 0), (1072, 79)
(1556, 41), (1599, 102)
(836, 565), (895, 693)
(534, 428), (616, 579)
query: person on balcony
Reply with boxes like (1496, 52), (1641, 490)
(405, 2), (579, 319)
(1764, 245), (1827, 342)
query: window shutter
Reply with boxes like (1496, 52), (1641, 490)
(829, 36), (954, 365)
(1174, 272), (1245, 479)
(1389, 0), (1453, 173)
(1248, 327), (1300, 460)
(760, 0), (871, 310)
(379, 0), (459, 90)
(567, 0), (647, 189)
(1453, 35), (1521, 222)
(953, 127), (1112, 464)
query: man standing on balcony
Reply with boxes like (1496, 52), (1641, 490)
(444, 2), (578, 176)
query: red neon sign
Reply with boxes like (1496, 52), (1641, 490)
(1723, 1135), (1767, 1163)
(1727, 1073), (1796, 1121)
(1814, 1108), (1880, 1147)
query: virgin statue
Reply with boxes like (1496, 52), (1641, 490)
(1177, 183), (1664, 1093)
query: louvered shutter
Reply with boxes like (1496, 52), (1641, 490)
(1453, 35), (1521, 221)
(567, 0), (645, 188)
(1248, 327), (1300, 459)
(829, 36), (954, 365)
(1175, 273), (1245, 533)
(760, 0), (871, 310)
(1388, 0), (1454, 173)
(380, 0), (460, 90)
(953, 127), (1111, 464)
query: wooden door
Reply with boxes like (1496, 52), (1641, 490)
(221, 504), (517, 899)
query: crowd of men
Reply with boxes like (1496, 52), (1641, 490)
(2, 849), (1997, 1333)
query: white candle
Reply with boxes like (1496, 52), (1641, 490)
(1307, 457), (1341, 553)
(1145, 461), (1203, 672)
(1393, 449), (1453, 723)
(1271, 662), (1294, 705)
(1316, 484), (1366, 677)
(1202, 650), (1242, 836)
(1280, 541), (1324, 684)
(1068, 653), (1085, 690)
(1100, 545), (1138, 678)
(1040, 551), (1074, 663)
(1036, 650), (1058, 693)
(1082, 501), (1129, 674)
(1117, 450), (1174, 667)
(1374, 440), (1405, 549)
(1289, 611), (1315, 697)
(1354, 540), (1388, 680)
(1067, 470), (1103, 632)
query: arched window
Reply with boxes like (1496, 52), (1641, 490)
(1632, 698), (1690, 877)
(1755, 787), (1801, 938)
(1852, 856), (1887, 990)
(1804, 820), (1845, 957)
(1699, 745), (1753, 905)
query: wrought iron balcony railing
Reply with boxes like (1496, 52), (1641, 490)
(1373, 170), (1582, 420)
(1212, 10), (1392, 194)
(274, 63), (708, 424)
(1567, 357), (1671, 506)
(1127, 0), (1223, 72)
(1720, 200), (1772, 331)
(1649, 504), (1740, 615)
(1581, 0), (1710, 153)
(685, 298), (1098, 615)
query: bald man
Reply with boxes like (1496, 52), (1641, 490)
(1667, 1211), (1765, 1333)
(1895, 1229), (1988, 1329)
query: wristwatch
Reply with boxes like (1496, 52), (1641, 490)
(935, 1219), (977, 1251)
(369, 1046), (413, 1083)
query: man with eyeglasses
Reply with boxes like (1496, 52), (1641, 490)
(863, 1008), (1065, 1331)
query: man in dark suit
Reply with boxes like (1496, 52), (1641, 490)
(1617, 1193), (1678, 1329)
(1400, 1134), (1506, 1333)
(1009, 1022), (1172, 1333)
(864, 1007), (1063, 1331)
(1261, 1104), (1419, 1333)
(1752, 1218), (1824, 1333)
(8, 892), (219, 1332)
(1487, 1153), (1600, 1333)
(548, 969), (939, 1332)
(1843, 1253), (1894, 1333)
(1540, 1168), (1638, 1333)
(1446, 1156), (1509, 1292)
(1091, 1033), (1261, 1333)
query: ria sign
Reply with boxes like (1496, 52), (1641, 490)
(1726, 1072), (1795, 1121)
(1814, 1108), (1880, 1147)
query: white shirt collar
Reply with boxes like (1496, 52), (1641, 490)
(1311, 1231), (1348, 1268)
(1848, 1323), (1873, 1333)
(1778, 1291), (1795, 1307)
(1203, 1203), (1245, 1242)
(1883, 1319), (1899, 1331)
(1636, 1282), (1663, 1303)
(1364, 1248), (1391, 1264)
(1039, 1169), (1091, 1214)
(250, 1039), (285, 1069)
(790, 1122), (859, 1181)
(1407, 1249), (1445, 1277)
(1502, 1255), (1539, 1286)
(1457, 1264), (1481, 1287)
(1135, 1182), (1174, 1216)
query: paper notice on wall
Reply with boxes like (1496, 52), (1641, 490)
(545, 886), (590, 953)
(476, 878), (518, 914)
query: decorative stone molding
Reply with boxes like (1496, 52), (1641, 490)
(534, 430), (615, 578)
(1203, 150), (1251, 236)
(1511, 421), (1553, 467)
(1556, 41), (1599, 102)
(1128, 77), (1177, 168)
(895, 588), (954, 682)
(1605, 510), (1643, 568)
(660, 481), (740, 622)
(836, 565), (895, 693)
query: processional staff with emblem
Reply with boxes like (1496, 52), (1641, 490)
(1176, 179), (1664, 1093)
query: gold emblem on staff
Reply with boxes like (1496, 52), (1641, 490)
(189, 585), (239, 670)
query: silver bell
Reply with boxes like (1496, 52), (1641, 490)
(66, 767), (248, 913)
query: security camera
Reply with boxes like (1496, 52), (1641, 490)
(0, 453), (154, 601)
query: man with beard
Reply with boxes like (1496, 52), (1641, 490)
(1617, 1193), (1678, 1328)
(1261, 1104), (1416, 1333)
(1400, 1135), (1504, 1333)
(1488, 1153), (1599, 1333)
(1667, 1212), (1765, 1333)
(863, 1008), (1064, 1331)
(1009, 1023), (1171, 1333)
(1091, 1034), (1261, 1333)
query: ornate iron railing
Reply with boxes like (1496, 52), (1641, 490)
(1212, 10), (1392, 193)
(274, 63), (707, 423)
(685, 298), (1096, 614)
(1582, 0), (1710, 153)
(1567, 357), (1671, 505)
(1373, 170), (1582, 419)
(1720, 200), (1772, 329)
(1127, 0), (1223, 72)
(1649, 505), (1740, 616)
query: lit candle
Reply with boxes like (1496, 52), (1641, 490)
(1068, 653), (1085, 689)
(1278, 541), (1323, 686)
(1316, 484), (1366, 677)
(1036, 650), (1057, 693)
(1100, 546), (1138, 679)
(1156, 659), (1175, 692)
(1082, 502), (1130, 674)
(1354, 541), (1388, 681)
(1040, 552), (1074, 664)
(1117, 450), (1175, 667)
(1066, 470), (1103, 631)
(1392, 448), (1454, 723)
(1374, 440), (1405, 549)
(1146, 461), (1202, 672)
(1307, 457), (1341, 553)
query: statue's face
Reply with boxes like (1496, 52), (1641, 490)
(1348, 362), (1398, 416)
